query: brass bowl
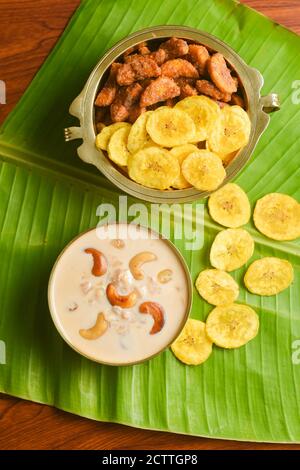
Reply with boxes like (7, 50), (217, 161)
(48, 224), (193, 366)
(65, 25), (279, 203)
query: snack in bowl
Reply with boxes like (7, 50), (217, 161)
(48, 224), (191, 365)
(93, 36), (251, 192)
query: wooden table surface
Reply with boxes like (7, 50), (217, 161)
(0, 0), (300, 450)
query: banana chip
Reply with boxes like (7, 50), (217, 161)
(208, 105), (251, 154)
(206, 303), (259, 349)
(210, 228), (254, 272)
(181, 150), (226, 191)
(244, 257), (294, 296)
(175, 95), (221, 142)
(96, 122), (130, 151)
(170, 144), (198, 189)
(195, 269), (239, 306)
(107, 126), (131, 166)
(146, 107), (196, 147)
(171, 319), (213, 365)
(208, 183), (251, 228)
(253, 193), (300, 241)
(127, 111), (155, 154)
(128, 146), (180, 189)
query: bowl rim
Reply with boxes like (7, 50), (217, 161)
(69, 25), (270, 203)
(48, 222), (193, 366)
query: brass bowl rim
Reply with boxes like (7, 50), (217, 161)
(48, 222), (193, 366)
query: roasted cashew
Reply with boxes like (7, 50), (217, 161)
(79, 313), (108, 340)
(106, 283), (137, 308)
(129, 251), (157, 280)
(157, 269), (173, 284)
(139, 301), (165, 335)
(85, 248), (108, 276)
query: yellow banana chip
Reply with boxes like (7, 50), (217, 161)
(205, 141), (238, 166)
(107, 126), (131, 166)
(210, 228), (254, 272)
(181, 150), (226, 191)
(96, 122), (130, 151)
(244, 257), (294, 296)
(175, 95), (221, 142)
(146, 107), (196, 147)
(170, 144), (198, 189)
(127, 111), (156, 154)
(253, 193), (300, 241)
(206, 303), (259, 349)
(128, 146), (180, 189)
(195, 269), (239, 306)
(171, 319), (213, 365)
(208, 105), (251, 154)
(208, 183), (251, 228)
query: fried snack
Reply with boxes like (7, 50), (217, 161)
(171, 319), (213, 365)
(116, 63), (136, 86)
(196, 79), (231, 102)
(208, 53), (237, 94)
(159, 37), (189, 60)
(128, 146), (180, 189)
(107, 126), (131, 166)
(146, 107), (196, 147)
(208, 183), (251, 228)
(208, 105), (251, 154)
(181, 150), (226, 191)
(128, 105), (146, 123)
(95, 63), (121, 107)
(95, 122), (130, 151)
(110, 83), (143, 122)
(231, 93), (245, 108)
(140, 76), (180, 107)
(175, 78), (198, 98)
(175, 95), (221, 142)
(253, 193), (300, 241)
(123, 41), (149, 58)
(195, 269), (239, 306)
(206, 304), (259, 349)
(244, 257), (294, 296)
(117, 56), (161, 86)
(170, 144), (198, 189)
(161, 59), (199, 79)
(210, 228), (254, 272)
(187, 44), (210, 75)
(148, 49), (167, 65)
(127, 111), (155, 153)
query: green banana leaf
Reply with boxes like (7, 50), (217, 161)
(1, 0), (300, 442)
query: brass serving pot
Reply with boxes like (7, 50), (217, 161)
(65, 25), (279, 203)
(48, 224), (193, 366)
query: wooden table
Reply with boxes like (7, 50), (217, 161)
(0, 0), (299, 450)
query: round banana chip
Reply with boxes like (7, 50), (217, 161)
(175, 95), (221, 142)
(170, 144), (198, 189)
(107, 126), (131, 166)
(146, 107), (196, 147)
(128, 146), (180, 190)
(208, 183), (251, 228)
(206, 303), (259, 349)
(171, 319), (213, 365)
(208, 105), (251, 154)
(96, 122), (130, 151)
(195, 269), (239, 306)
(181, 150), (226, 191)
(210, 228), (254, 272)
(253, 193), (300, 241)
(244, 257), (294, 296)
(127, 111), (156, 154)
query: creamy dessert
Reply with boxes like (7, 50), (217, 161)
(48, 224), (190, 365)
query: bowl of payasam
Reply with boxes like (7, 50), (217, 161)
(48, 224), (192, 365)
(65, 26), (279, 203)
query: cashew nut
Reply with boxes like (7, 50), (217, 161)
(139, 301), (165, 335)
(79, 313), (108, 340)
(85, 248), (108, 276)
(129, 251), (157, 280)
(157, 269), (173, 284)
(106, 283), (137, 308)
